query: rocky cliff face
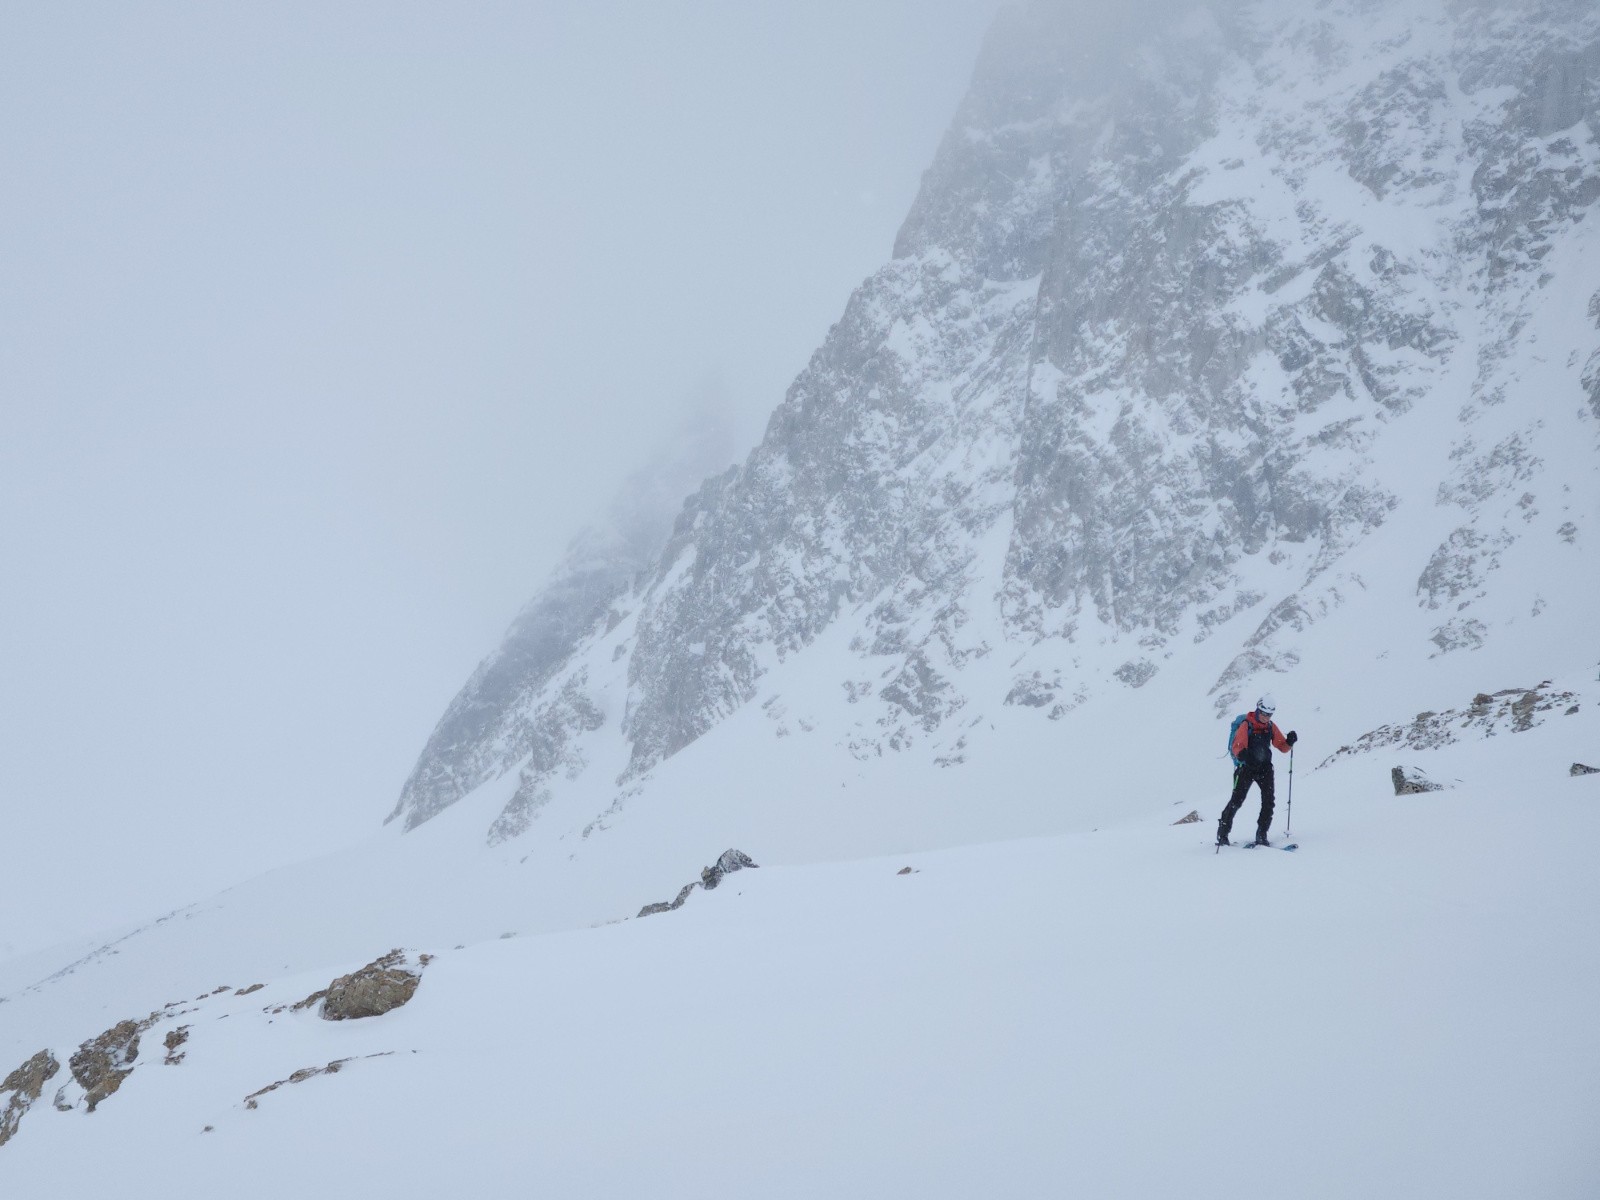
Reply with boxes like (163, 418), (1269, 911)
(393, 0), (1600, 841)
(389, 410), (736, 832)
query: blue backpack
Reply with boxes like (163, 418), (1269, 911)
(1227, 713), (1249, 765)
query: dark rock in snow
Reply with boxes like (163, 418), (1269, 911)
(70, 1017), (155, 1112)
(163, 1027), (190, 1066)
(1115, 660), (1158, 689)
(639, 849), (758, 917)
(638, 883), (698, 919)
(1173, 810), (1202, 825)
(298, 950), (430, 1022)
(243, 1053), (395, 1111)
(0, 1050), (59, 1148)
(1571, 762), (1599, 776)
(1004, 674), (1059, 708)
(700, 848), (757, 890)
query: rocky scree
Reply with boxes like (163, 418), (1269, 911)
(1320, 682), (1581, 767)
(242, 1053), (395, 1111)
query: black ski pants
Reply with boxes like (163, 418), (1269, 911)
(1220, 762), (1275, 840)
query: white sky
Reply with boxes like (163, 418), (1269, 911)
(0, 0), (1006, 953)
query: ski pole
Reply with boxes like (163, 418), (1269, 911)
(1285, 748), (1294, 837)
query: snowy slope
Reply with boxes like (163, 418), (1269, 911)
(4, 0), (1600, 1193)
(3, 708), (1599, 1197)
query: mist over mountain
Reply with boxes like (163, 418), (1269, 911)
(3, 2), (1598, 1193)
(392, 0), (1600, 846)
(388, 388), (741, 834)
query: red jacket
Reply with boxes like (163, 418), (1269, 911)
(1232, 711), (1290, 761)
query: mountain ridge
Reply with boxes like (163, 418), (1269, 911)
(3, 8), (1599, 1186)
(392, 0), (1600, 846)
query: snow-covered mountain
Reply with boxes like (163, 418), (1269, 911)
(4, 1), (1599, 1194)
(388, 403), (740, 842)
(391, 0), (1599, 852)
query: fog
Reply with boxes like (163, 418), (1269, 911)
(0, 0), (1006, 955)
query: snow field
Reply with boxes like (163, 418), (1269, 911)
(5, 717), (1598, 1198)
(5, 2), (1600, 1191)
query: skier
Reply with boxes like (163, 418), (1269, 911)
(1217, 694), (1297, 847)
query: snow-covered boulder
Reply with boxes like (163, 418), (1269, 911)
(1392, 766), (1448, 796)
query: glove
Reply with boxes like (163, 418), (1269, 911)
(1286, 730), (1298, 746)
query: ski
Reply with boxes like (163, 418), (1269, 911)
(1216, 841), (1299, 852)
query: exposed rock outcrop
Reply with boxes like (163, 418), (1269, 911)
(389, 414), (740, 833)
(638, 849), (758, 918)
(701, 848), (757, 890)
(1572, 763), (1599, 776)
(296, 950), (431, 1021)
(638, 884), (699, 919)
(243, 1053), (394, 1111)
(0, 1050), (59, 1148)
(164, 1027), (190, 1066)
(70, 1017), (156, 1113)
(1321, 683), (1581, 768)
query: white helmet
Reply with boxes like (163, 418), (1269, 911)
(1256, 693), (1276, 716)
